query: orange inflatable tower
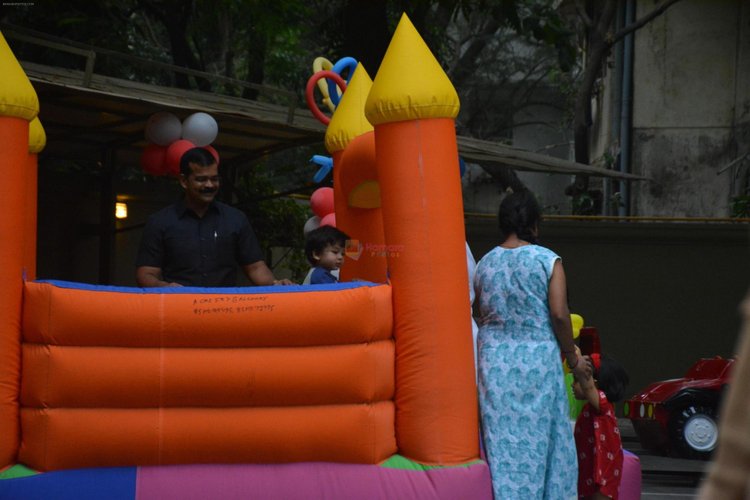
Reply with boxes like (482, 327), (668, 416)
(25, 117), (45, 280)
(325, 64), (388, 283)
(0, 31), (39, 467)
(365, 15), (478, 464)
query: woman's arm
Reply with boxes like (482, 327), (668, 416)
(548, 259), (588, 380)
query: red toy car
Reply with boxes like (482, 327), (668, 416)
(624, 356), (733, 460)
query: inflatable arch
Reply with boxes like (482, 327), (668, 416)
(0, 16), (492, 498)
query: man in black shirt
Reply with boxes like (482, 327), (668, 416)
(136, 148), (292, 287)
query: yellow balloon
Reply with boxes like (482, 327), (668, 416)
(312, 57), (336, 113)
(570, 314), (584, 339)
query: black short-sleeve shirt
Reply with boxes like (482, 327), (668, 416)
(136, 200), (264, 287)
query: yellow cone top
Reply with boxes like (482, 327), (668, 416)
(365, 14), (459, 126)
(0, 32), (39, 120)
(325, 64), (374, 153)
(29, 117), (46, 154)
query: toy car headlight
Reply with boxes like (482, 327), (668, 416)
(639, 403), (645, 418)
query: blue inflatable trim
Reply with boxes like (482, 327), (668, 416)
(33, 279), (381, 295)
(0, 467), (136, 500)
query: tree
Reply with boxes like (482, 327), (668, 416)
(568, 0), (683, 196)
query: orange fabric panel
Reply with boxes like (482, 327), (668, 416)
(0, 117), (29, 467)
(374, 118), (478, 464)
(20, 403), (396, 471)
(333, 133), (388, 283)
(23, 282), (393, 347)
(21, 341), (395, 408)
(23, 153), (37, 280)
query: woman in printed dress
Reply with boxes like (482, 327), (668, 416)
(474, 190), (590, 499)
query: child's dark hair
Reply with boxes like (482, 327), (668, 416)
(304, 225), (350, 265)
(497, 190), (541, 244)
(596, 354), (629, 403)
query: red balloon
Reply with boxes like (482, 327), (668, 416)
(203, 145), (220, 165)
(165, 139), (195, 176)
(320, 212), (336, 228)
(140, 144), (168, 176)
(310, 187), (334, 218)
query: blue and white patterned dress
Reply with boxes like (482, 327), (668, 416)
(474, 245), (577, 499)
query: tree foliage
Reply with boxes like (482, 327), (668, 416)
(2, 0), (683, 225)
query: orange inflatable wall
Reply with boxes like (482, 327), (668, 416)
(19, 281), (396, 471)
(0, 116), (28, 468)
(333, 131), (388, 283)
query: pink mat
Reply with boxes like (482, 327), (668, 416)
(136, 462), (493, 500)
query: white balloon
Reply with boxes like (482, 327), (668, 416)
(145, 112), (182, 146)
(182, 112), (219, 147)
(303, 216), (321, 236)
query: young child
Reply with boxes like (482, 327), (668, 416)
(573, 352), (630, 500)
(304, 225), (349, 284)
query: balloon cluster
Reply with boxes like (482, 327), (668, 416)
(304, 187), (335, 234)
(302, 57), (359, 233)
(140, 111), (220, 176)
(305, 56), (357, 125)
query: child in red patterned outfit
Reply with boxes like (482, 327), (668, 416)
(573, 352), (630, 499)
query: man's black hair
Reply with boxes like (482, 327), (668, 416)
(180, 147), (217, 177)
(596, 354), (630, 403)
(304, 225), (350, 266)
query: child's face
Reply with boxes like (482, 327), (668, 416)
(314, 244), (345, 271)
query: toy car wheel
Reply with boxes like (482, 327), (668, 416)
(668, 405), (718, 459)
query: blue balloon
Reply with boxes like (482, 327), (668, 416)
(327, 57), (358, 107)
(310, 155), (333, 183)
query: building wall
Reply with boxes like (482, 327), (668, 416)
(629, 0), (749, 216)
(467, 215), (750, 398)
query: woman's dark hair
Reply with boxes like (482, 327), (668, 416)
(596, 355), (630, 403)
(497, 190), (541, 244)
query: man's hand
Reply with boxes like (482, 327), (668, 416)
(273, 279), (295, 285)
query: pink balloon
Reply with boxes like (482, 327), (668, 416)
(320, 213), (336, 228)
(140, 144), (167, 176)
(310, 187), (334, 218)
(203, 145), (220, 165)
(165, 139), (195, 177)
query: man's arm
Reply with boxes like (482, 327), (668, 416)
(242, 261), (293, 286)
(136, 266), (182, 287)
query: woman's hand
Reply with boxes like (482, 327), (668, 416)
(568, 348), (592, 381)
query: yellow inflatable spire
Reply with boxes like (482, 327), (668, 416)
(29, 117), (46, 154)
(365, 13), (459, 126)
(0, 32), (39, 120)
(324, 63), (374, 153)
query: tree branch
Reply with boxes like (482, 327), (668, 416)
(611, 0), (683, 45)
(573, 0), (593, 28)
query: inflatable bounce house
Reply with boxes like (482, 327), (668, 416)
(0, 15), (494, 499)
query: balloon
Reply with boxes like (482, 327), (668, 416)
(303, 216), (321, 236)
(312, 56), (336, 113)
(310, 187), (334, 218)
(310, 155), (333, 183)
(327, 57), (358, 106)
(305, 71), (347, 125)
(320, 213), (336, 228)
(165, 139), (195, 177)
(203, 145), (220, 165)
(140, 144), (168, 176)
(182, 112), (218, 147)
(145, 112), (182, 146)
